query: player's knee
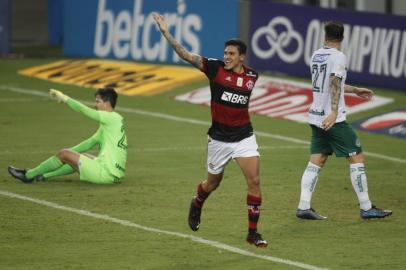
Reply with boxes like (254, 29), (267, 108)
(247, 177), (261, 196)
(310, 155), (328, 167)
(348, 152), (364, 163)
(319, 158), (327, 167)
(57, 149), (70, 162)
(248, 176), (260, 188)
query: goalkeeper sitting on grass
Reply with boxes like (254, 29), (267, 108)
(8, 88), (127, 184)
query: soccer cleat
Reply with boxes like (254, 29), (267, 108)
(8, 166), (33, 183)
(361, 205), (392, 219)
(188, 197), (201, 231)
(296, 208), (327, 220)
(35, 175), (45, 182)
(246, 232), (268, 248)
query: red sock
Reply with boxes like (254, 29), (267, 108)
(193, 183), (210, 208)
(247, 194), (262, 234)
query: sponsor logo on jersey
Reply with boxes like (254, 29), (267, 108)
(221, 91), (249, 104)
(115, 163), (126, 172)
(313, 54), (330, 63)
(246, 71), (257, 77)
(309, 109), (325, 116)
(225, 76), (232, 82)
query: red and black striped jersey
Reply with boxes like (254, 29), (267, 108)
(202, 57), (258, 142)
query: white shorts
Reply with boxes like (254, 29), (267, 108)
(207, 134), (260, 174)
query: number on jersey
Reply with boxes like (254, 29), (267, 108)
(311, 63), (327, 93)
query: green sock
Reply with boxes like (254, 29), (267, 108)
(26, 156), (63, 179)
(43, 164), (76, 180)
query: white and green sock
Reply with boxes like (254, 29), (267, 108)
(350, 163), (372, 211)
(298, 162), (321, 210)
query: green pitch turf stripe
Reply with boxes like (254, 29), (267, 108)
(1, 85), (405, 164)
(0, 145), (308, 156)
(0, 190), (329, 270)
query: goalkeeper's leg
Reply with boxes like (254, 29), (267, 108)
(42, 164), (75, 180)
(56, 149), (81, 170)
(42, 152), (96, 180)
(25, 156), (64, 179)
(26, 149), (80, 179)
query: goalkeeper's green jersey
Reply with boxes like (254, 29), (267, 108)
(66, 98), (127, 179)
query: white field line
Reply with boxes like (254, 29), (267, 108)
(0, 190), (329, 270)
(0, 97), (47, 102)
(0, 145), (309, 155)
(1, 85), (406, 164)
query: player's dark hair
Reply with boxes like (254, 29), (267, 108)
(324, 21), (344, 42)
(95, 88), (118, 108)
(225, 38), (247, 55)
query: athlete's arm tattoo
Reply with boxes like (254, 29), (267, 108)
(330, 75), (342, 113)
(163, 31), (204, 70)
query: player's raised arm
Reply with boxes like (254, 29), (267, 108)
(344, 84), (374, 100)
(152, 12), (204, 71)
(49, 89), (101, 122)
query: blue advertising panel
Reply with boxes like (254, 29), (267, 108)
(48, 0), (64, 45)
(63, 0), (238, 63)
(248, 1), (406, 90)
(0, 0), (10, 54)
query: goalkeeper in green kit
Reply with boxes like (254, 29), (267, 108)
(8, 88), (127, 184)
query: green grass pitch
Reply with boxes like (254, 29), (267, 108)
(0, 58), (405, 270)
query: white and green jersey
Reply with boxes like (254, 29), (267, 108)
(308, 46), (347, 127)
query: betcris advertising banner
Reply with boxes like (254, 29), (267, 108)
(249, 1), (406, 90)
(63, 0), (238, 63)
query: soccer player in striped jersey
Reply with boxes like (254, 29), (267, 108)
(153, 13), (267, 248)
(296, 21), (392, 220)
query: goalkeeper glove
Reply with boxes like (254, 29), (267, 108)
(49, 89), (69, 103)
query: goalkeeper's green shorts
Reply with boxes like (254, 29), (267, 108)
(79, 155), (119, 184)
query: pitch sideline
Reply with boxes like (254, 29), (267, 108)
(0, 190), (329, 270)
(2, 85), (405, 164)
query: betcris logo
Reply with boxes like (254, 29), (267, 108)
(94, 0), (201, 62)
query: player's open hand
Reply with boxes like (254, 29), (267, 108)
(49, 89), (69, 103)
(152, 12), (167, 33)
(321, 112), (337, 131)
(355, 87), (374, 100)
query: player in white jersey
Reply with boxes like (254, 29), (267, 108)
(308, 46), (347, 127)
(296, 21), (392, 220)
